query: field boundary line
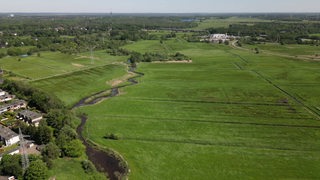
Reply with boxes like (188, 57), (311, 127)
(252, 70), (320, 119)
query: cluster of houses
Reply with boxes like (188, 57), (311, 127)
(0, 89), (43, 148)
(0, 89), (27, 114)
(0, 90), (15, 103)
(201, 33), (239, 43)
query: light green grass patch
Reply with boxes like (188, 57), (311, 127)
(32, 64), (127, 107)
(48, 158), (106, 180)
(0, 51), (126, 80)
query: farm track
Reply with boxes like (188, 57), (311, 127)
(73, 66), (143, 180)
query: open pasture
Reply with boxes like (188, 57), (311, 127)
(0, 51), (125, 80)
(79, 41), (320, 179)
(31, 64), (127, 107)
(243, 43), (320, 57)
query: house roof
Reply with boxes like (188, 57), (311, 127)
(0, 100), (27, 110)
(19, 110), (42, 120)
(0, 124), (18, 140)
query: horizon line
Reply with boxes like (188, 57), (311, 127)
(0, 12), (320, 14)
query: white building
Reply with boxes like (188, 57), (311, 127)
(0, 90), (5, 96)
(0, 125), (19, 146)
(209, 33), (237, 43)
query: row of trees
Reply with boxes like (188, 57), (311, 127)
(208, 22), (320, 44)
(128, 51), (191, 63)
(0, 154), (48, 180)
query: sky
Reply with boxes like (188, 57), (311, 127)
(0, 0), (319, 13)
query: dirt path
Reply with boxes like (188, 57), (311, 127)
(73, 66), (144, 180)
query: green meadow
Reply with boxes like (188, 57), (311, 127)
(31, 64), (127, 107)
(78, 40), (320, 179)
(243, 43), (320, 56)
(48, 158), (106, 180)
(1, 38), (319, 179)
(0, 51), (125, 80)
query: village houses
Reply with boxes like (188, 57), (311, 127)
(0, 100), (27, 114)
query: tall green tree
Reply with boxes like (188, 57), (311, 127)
(36, 122), (54, 145)
(63, 139), (85, 158)
(23, 160), (48, 180)
(0, 154), (23, 178)
(41, 142), (61, 159)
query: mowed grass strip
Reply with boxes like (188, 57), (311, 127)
(32, 64), (127, 107)
(79, 42), (320, 179)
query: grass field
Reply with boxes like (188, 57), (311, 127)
(32, 64), (128, 107)
(2, 38), (319, 179)
(309, 33), (320, 37)
(48, 158), (106, 180)
(78, 40), (320, 179)
(243, 43), (320, 57)
(0, 51), (126, 80)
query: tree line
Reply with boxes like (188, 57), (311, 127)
(0, 80), (89, 179)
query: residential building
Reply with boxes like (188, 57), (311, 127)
(0, 94), (15, 103)
(205, 33), (238, 43)
(0, 124), (19, 146)
(0, 100), (27, 114)
(18, 110), (43, 127)
(0, 90), (5, 96)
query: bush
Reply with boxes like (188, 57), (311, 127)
(62, 139), (85, 157)
(104, 133), (120, 140)
(41, 142), (61, 160)
(81, 160), (96, 174)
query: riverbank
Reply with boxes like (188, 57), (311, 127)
(73, 66), (143, 179)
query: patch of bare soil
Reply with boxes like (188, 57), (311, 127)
(74, 56), (101, 60)
(72, 63), (85, 68)
(107, 72), (136, 87)
(151, 60), (192, 63)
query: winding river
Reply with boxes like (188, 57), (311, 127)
(73, 66), (144, 180)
